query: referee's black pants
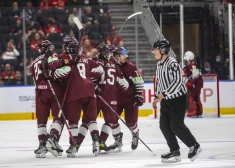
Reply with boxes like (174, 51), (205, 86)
(159, 93), (197, 152)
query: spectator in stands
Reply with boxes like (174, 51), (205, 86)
(65, 30), (76, 38)
(44, 16), (63, 37)
(8, 1), (20, 18)
(0, 64), (15, 85)
(82, 6), (98, 24)
(82, 39), (95, 57)
(12, 70), (24, 85)
(30, 33), (43, 50)
(82, 32), (94, 47)
(40, 0), (53, 10)
(106, 26), (123, 47)
(68, 7), (78, 26)
(26, 57), (34, 84)
(25, 1), (37, 21)
(10, 17), (23, 36)
(26, 18), (45, 40)
(18, 57), (34, 84)
(214, 55), (228, 80)
(1, 40), (20, 67)
(83, 0), (98, 6)
(52, 0), (66, 9)
(201, 61), (216, 74)
(93, 0), (110, 15)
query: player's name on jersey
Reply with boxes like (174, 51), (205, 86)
(79, 59), (88, 63)
(105, 63), (115, 68)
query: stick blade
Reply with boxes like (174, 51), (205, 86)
(73, 17), (83, 30)
(127, 12), (142, 20)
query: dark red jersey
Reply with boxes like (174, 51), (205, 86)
(117, 60), (144, 105)
(98, 59), (129, 105)
(31, 52), (63, 92)
(66, 55), (104, 102)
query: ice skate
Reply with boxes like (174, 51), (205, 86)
(92, 134), (99, 156)
(109, 132), (123, 152)
(55, 141), (63, 156)
(66, 142), (80, 158)
(99, 141), (110, 154)
(188, 142), (202, 161)
(161, 150), (181, 163)
(34, 140), (48, 158)
(131, 133), (138, 150)
(46, 133), (61, 157)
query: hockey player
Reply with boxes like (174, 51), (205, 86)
(183, 51), (203, 118)
(62, 40), (104, 158)
(95, 44), (129, 153)
(31, 40), (69, 158)
(110, 47), (144, 150)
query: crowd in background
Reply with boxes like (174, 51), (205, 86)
(0, 0), (233, 86)
(0, 0), (124, 86)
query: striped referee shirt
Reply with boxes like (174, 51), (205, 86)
(155, 56), (187, 100)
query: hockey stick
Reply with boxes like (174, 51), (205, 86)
(97, 95), (156, 156)
(58, 17), (83, 118)
(42, 72), (76, 146)
(53, 17), (83, 145)
(112, 12), (142, 45)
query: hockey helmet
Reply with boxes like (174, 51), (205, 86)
(184, 51), (194, 61)
(38, 40), (53, 54)
(97, 44), (110, 61)
(67, 41), (79, 54)
(153, 39), (171, 54)
(62, 37), (78, 52)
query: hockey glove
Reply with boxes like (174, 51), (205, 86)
(45, 50), (52, 59)
(134, 94), (144, 106)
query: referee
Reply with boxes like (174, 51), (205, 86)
(152, 39), (202, 163)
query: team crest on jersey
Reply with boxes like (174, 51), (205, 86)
(38, 85), (47, 89)
(111, 101), (117, 105)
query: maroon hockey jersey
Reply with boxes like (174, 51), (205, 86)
(98, 59), (129, 105)
(117, 60), (144, 105)
(31, 52), (65, 92)
(66, 55), (104, 102)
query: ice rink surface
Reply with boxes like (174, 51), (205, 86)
(0, 115), (235, 168)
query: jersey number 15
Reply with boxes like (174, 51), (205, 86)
(99, 68), (115, 85)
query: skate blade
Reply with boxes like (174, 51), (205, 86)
(99, 150), (110, 154)
(190, 148), (202, 162)
(109, 148), (122, 153)
(161, 156), (181, 163)
(131, 146), (138, 150)
(46, 141), (58, 157)
(93, 146), (99, 157)
(35, 152), (46, 158)
(58, 152), (62, 156)
(67, 153), (76, 158)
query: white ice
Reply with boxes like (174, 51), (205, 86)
(0, 116), (235, 168)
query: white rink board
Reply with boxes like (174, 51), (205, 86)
(0, 81), (235, 113)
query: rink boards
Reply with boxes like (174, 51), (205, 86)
(0, 81), (235, 120)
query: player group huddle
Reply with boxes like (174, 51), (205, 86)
(31, 37), (144, 158)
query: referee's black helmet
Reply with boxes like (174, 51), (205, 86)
(153, 39), (171, 54)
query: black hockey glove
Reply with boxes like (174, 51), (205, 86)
(45, 50), (52, 59)
(133, 94), (143, 106)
